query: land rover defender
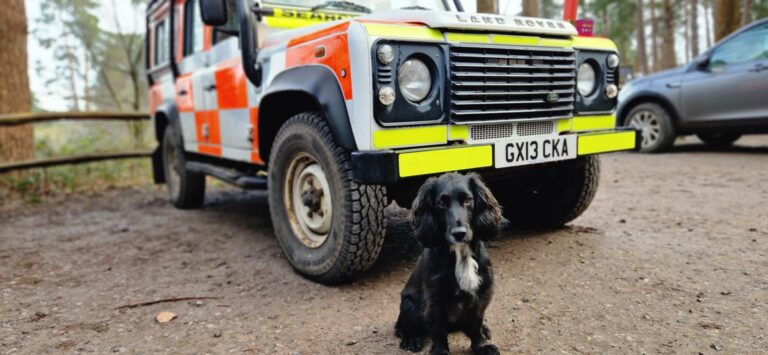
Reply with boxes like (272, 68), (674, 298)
(146, 0), (638, 283)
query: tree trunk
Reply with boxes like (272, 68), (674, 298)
(0, 0), (35, 164)
(741, 0), (752, 26)
(635, 0), (648, 74)
(650, 0), (660, 71)
(691, 0), (700, 57)
(660, 0), (676, 69)
(522, 0), (539, 17)
(477, 0), (498, 14)
(683, 2), (690, 62)
(704, 0), (712, 48)
(714, 0), (740, 41)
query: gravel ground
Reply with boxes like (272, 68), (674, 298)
(1, 136), (767, 354)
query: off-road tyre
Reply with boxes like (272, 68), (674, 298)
(625, 102), (676, 153)
(489, 156), (600, 228)
(162, 123), (205, 209)
(697, 133), (741, 147)
(268, 112), (387, 284)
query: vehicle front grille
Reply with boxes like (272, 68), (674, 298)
(449, 43), (576, 123)
(517, 120), (554, 136)
(469, 120), (555, 142)
(470, 123), (514, 141)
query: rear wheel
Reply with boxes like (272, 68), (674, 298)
(268, 112), (387, 284)
(697, 133), (741, 147)
(488, 156), (600, 228)
(625, 102), (676, 153)
(162, 123), (205, 209)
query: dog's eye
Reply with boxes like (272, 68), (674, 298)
(436, 196), (449, 208)
(464, 196), (473, 205)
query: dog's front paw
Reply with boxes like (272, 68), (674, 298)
(481, 324), (492, 340)
(473, 343), (500, 355)
(399, 336), (424, 352)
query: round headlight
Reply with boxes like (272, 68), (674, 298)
(377, 45), (394, 65)
(398, 58), (432, 103)
(577, 62), (597, 97)
(607, 54), (620, 69)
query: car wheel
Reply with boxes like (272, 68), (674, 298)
(162, 123), (205, 209)
(268, 112), (387, 284)
(488, 156), (600, 228)
(625, 103), (676, 153)
(697, 133), (741, 147)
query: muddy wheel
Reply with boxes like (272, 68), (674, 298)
(268, 112), (387, 284)
(162, 123), (205, 209)
(489, 156), (600, 228)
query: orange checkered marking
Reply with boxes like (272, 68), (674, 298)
(286, 23), (353, 100)
(195, 110), (222, 156)
(214, 57), (249, 110)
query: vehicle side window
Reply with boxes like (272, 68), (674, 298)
(709, 24), (768, 67)
(155, 20), (169, 66)
(183, 0), (204, 56)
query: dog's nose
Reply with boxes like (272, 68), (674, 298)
(451, 226), (467, 241)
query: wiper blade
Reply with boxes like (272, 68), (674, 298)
(401, 5), (430, 10)
(311, 1), (371, 14)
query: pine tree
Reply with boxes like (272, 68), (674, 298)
(0, 0), (35, 165)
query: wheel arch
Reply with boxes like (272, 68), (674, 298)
(618, 93), (682, 129)
(258, 66), (357, 164)
(151, 101), (180, 184)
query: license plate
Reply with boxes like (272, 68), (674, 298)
(494, 135), (577, 168)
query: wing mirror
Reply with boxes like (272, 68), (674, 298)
(692, 54), (710, 71)
(199, 0), (228, 26)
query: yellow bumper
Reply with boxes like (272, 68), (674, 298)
(396, 130), (637, 178)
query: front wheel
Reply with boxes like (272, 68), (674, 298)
(625, 103), (676, 153)
(268, 112), (387, 284)
(488, 156), (600, 228)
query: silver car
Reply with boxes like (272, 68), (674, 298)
(617, 18), (768, 153)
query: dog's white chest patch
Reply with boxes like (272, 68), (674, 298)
(451, 244), (482, 294)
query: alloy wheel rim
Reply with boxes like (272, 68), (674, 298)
(628, 110), (662, 148)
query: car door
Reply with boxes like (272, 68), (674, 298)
(680, 23), (768, 125)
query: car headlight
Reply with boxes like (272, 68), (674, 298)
(577, 62), (597, 97)
(398, 58), (432, 103)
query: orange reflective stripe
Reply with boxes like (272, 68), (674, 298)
(203, 25), (213, 51)
(286, 32), (352, 100)
(149, 84), (163, 114)
(287, 21), (350, 47)
(195, 111), (222, 156)
(214, 57), (249, 109)
(175, 73), (195, 113)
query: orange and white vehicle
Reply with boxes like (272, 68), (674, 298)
(146, 0), (638, 283)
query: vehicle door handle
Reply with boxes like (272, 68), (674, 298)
(666, 81), (681, 89)
(178, 89), (188, 96)
(204, 84), (217, 91)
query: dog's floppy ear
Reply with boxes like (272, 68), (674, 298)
(468, 173), (502, 240)
(411, 177), (442, 248)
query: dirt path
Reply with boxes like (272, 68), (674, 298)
(1, 136), (767, 354)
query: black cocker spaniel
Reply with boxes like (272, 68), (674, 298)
(395, 172), (503, 355)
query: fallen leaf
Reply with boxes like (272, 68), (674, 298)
(156, 311), (177, 323)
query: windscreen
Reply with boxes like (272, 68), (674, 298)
(262, 0), (452, 12)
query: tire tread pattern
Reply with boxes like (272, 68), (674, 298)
(270, 113), (386, 283)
